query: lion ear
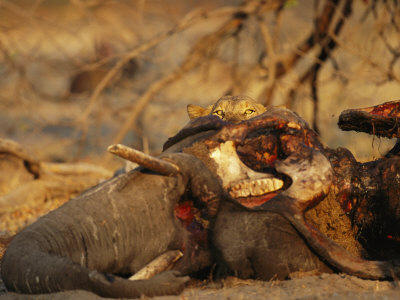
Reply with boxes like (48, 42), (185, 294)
(254, 103), (267, 113)
(187, 104), (212, 120)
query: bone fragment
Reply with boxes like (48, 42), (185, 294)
(108, 144), (180, 176)
(129, 250), (183, 280)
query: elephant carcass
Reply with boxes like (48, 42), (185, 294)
(163, 105), (400, 280)
(1, 153), (222, 298)
(4, 101), (399, 299)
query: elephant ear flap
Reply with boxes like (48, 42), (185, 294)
(275, 146), (333, 209)
(244, 146), (333, 213)
(187, 104), (212, 120)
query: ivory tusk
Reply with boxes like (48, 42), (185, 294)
(129, 250), (183, 280)
(108, 144), (180, 176)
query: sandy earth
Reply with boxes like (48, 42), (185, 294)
(0, 274), (399, 300)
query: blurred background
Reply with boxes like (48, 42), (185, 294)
(0, 0), (399, 170)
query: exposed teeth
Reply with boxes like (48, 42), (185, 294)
(229, 178), (283, 198)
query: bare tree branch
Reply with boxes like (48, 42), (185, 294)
(106, 1), (283, 150)
(108, 12), (249, 150)
(310, 0), (352, 133)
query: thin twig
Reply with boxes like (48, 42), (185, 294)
(328, 29), (400, 83)
(310, 0), (352, 133)
(0, 0), (80, 63)
(78, 2), (273, 123)
(257, 0), (342, 107)
(108, 14), (247, 151)
(257, 16), (278, 105)
(276, 0), (341, 78)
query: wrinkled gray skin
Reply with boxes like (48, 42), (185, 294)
(213, 201), (332, 279)
(1, 153), (222, 298)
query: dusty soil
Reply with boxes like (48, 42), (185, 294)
(1, 274), (399, 300)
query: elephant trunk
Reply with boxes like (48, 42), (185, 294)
(1, 240), (186, 298)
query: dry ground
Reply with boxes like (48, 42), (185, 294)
(1, 274), (399, 300)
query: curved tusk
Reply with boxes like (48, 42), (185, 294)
(108, 144), (180, 176)
(129, 250), (183, 280)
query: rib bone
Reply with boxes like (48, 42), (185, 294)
(108, 144), (180, 176)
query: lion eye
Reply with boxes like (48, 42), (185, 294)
(213, 110), (224, 118)
(244, 109), (255, 115)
